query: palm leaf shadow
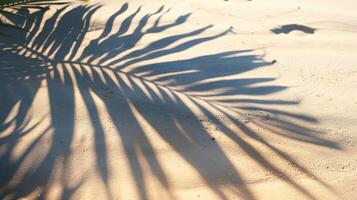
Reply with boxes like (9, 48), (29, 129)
(0, 2), (339, 200)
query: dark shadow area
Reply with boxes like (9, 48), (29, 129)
(0, 3), (337, 200)
(271, 24), (316, 34)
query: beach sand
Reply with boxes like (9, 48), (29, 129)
(1, 0), (357, 199)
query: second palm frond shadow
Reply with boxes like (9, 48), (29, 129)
(0, 2), (339, 200)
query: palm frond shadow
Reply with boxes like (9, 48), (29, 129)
(0, 3), (339, 200)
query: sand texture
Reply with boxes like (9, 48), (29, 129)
(1, 0), (357, 199)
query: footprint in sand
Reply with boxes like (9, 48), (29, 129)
(271, 24), (316, 35)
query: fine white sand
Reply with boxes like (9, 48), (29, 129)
(1, 0), (357, 199)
